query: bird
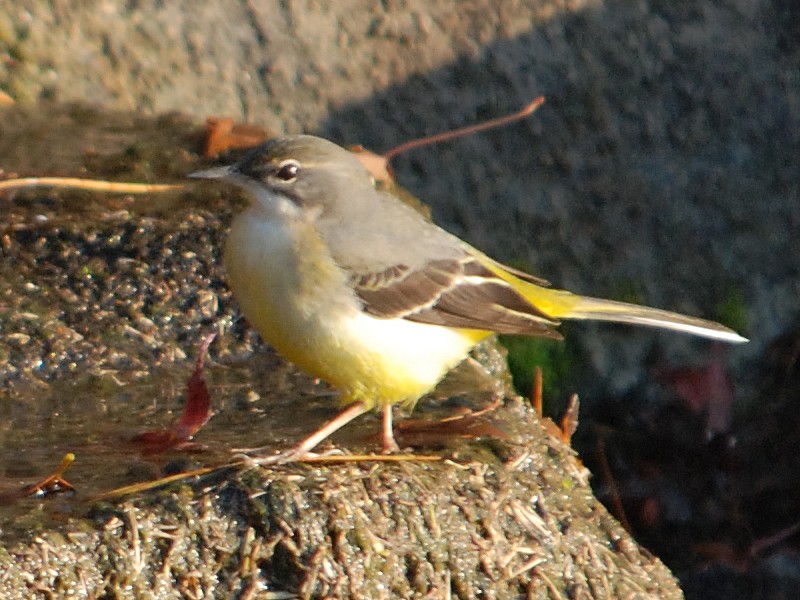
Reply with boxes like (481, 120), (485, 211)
(189, 134), (746, 462)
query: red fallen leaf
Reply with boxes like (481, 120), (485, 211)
(349, 144), (395, 185)
(653, 342), (734, 439)
(132, 333), (216, 454)
(173, 332), (215, 440)
(388, 398), (507, 448)
(0, 453), (76, 505)
(353, 97), (546, 186)
(203, 117), (271, 157)
(559, 393), (580, 445)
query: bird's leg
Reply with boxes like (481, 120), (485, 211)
(247, 402), (370, 465)
(382, 405), (400, 453)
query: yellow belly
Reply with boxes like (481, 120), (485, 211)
(225, 210), (488, 409)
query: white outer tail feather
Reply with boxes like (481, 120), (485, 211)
(566, 296), (747, 343)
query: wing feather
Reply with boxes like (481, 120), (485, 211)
(352, 257), (562, 338)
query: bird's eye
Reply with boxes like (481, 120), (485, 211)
(275, 160), (301, 182)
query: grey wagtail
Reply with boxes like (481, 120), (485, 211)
(190, 135), (746, 462)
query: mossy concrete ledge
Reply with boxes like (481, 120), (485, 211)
(0, 400), (682, 598)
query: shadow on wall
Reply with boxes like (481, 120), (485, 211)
(311, 0), (797, 352)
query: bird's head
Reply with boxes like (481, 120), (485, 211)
(189, 135), (375, 219)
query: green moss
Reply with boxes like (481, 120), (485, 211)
(714, 287), (748, 335)
(498, 332), (577, 406)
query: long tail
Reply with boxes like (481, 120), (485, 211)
(482, 258), (747, 343)
(562, 295), (747, 343)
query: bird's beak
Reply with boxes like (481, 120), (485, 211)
(188, 165), (235, 180)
